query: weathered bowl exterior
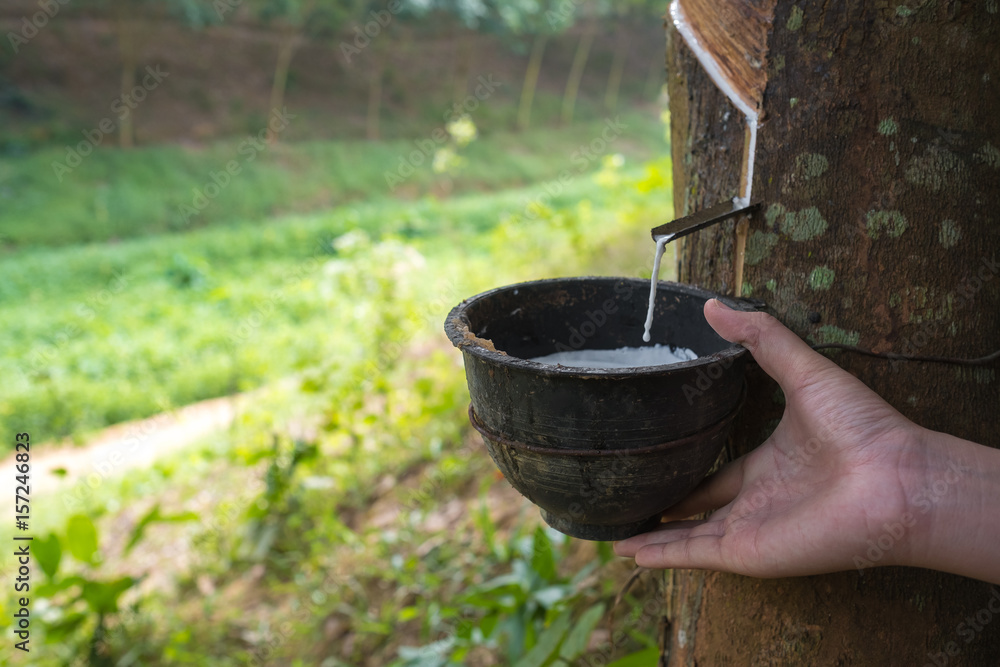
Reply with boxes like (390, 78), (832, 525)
(470, 397), (743, 540)
(445, 277), (754, 540)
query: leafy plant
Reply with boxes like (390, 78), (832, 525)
(238, 435), (319, 564)
(391, 525), (609, 666)
(10, 506), (200, 665)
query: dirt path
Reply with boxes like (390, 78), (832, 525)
(1, 393), (250, 500)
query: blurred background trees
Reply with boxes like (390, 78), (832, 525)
(0, 0), (665, 150)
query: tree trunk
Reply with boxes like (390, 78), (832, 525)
(561, 28), (595, 124)
(367, 56), (382, 141)
(267, 29), (300, 144)
(115, 10), (138, 149)
(645, 53), (665, 100)
(517, 34), (548, 131)
(451, 30), (475, 104)
(666, 1), (1000, 665)
(604, 27), (627, 112)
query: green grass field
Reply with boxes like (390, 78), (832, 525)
(0, 111), (662, 248)
(1, 153), (670, 443)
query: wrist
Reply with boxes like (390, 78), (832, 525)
(900, 428), (1000, 583)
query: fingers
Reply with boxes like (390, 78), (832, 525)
(614, 519), (709, 557)
(659, 456), (746, 522)
(614, 520), (730, 571)
(703, 299), (841, 398)
(634, 534), (726, 571)
(614, 457), (745, 560)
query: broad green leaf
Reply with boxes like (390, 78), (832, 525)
(34, 532), (61, 580)
(504, 614), (528, 664)
(514, 607), (573, 667)
(530, 526), (557, 583)
(559, 603), (606, 660)
(65, 514), (98, 564)
(607, 647), (661, 667)
(479, 611), (499, 639)
(533, 585), (570, 608)
(81, 577), (136, 615)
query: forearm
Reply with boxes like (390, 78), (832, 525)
(905, 429), (1000, 585)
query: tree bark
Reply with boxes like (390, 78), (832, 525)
(666, 1), (1000, 664)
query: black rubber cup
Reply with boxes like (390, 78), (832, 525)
(445, 276), (755, 540)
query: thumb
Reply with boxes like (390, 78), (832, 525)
(703, 299), (840, 397)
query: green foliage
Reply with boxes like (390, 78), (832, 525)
(2, 111), (675, 665)
(0, 147), (665, 444)
(238, 436), (319, 563)
(0, 114), (661, 248)
(14, 515), (139, 660)
(446, 526), (604, 664)
(68, 0), (223, 28)
(607, 647), (663, 666)
(65, 515), (99, 564)
(35, 532), (63, 581)
(124, 504), (199, 554)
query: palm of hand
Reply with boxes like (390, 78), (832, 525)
(615, 306), (925, 577)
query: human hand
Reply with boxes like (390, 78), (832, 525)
(615, 299), (999, 581)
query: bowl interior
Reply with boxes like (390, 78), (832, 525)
(453, 276), (752, 368)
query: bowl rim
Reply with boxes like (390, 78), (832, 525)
(445, 276), (759, 377)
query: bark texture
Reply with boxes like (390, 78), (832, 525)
(668, 1), (1000, 664)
